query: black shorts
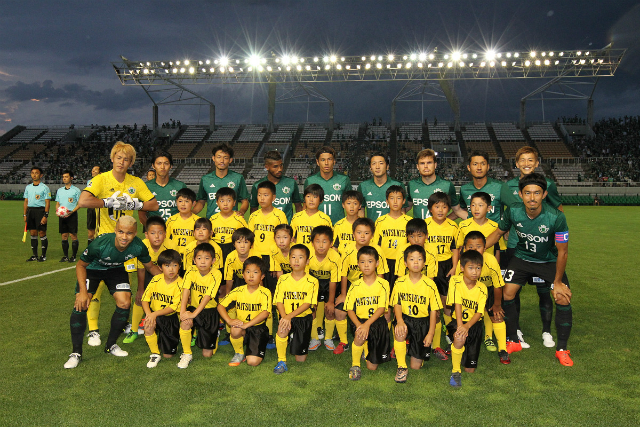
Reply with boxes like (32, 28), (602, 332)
(26, 207), (47, 231)
(485, 286), (495, 314)
(435, 259), (453, 296)
(75, 267), (131, 295)
(335, 281), (351, 311)
(156, 314), (180, 355)
(219, 243), (234, 265)
(59, 211), (78, 234)
(261, 255), (275, 294)
(188, 307), (220, 350)
(395, 314), (432, 361)
(355, 316), (391, 365)
(503, 256), (569, 292)
(289, 314), (313, 356)
(86, 208), (97, 230)
(446, 320), (483, 369)
(244, 323), (269, 358)
(383, 259), (397, 291)
(500, 248), (516, 271)
(317, 279), (330, 303)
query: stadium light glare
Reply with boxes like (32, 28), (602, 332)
(462, 53), (468, 59)
(286, 66), (291, 71)
(176, 61), (181, 65)
(485, 50), (496, 60)
(514, 53), (520, 58)
(323, 56), (329, 62)
(585, 51), (590, 55)
(403, 55), (408, 60)
(580, 59), (586, 64)
(535, 60), (541, 65)
(397, 63), (402, 68)
(189, 67), (195, 73)
(459, 61), (465, 67)
(313, 57), (319, 62)
(501, 61), (507, 66)
(267, 66), (272, 71)
(541, 52), (546, 57)
(330, 55), (337, 62)
(205, 60), (210, 65)
(249, 55), (261, 66)
(418, 62), (423, 68)
(559, 52), (564, 56)
(336, 64), (341, 70)
(180, 67), (185, 73)
(469, 62), (474, 66)
(361, 56), (366, 61)
(219, 66), (225, 73)
(429, 54), (435, 60)
(388, 54), (394, 61)
(406, 62), (411, 68)
(282, 56), (290, 65)
(376, 63), (382, 69)
(184, 60), (190, 65)
(489, 61), (495, 67)
(472, 53), (478, 59)
(452, 52), (461, 61)
(438, 62), (444, 67)
(525, 60), (531, 66)
(306, 65), (311, 70)
(209, 67), (214, 72)
(341, 57), (345, 61)
(325, 64), (330, 70)
(386, 64), (391, 69)
(143, 69), (149, 74)
(506, 53), (512, 58)
(378, 55), (383, 61)
(356, 64), (361, 69)
(220, 57), (229, 66)
(229, 67), (233, 72)
(345, 65), (350, 70)
(480, 61), (486, 67)
(418, 53), (426, 61)
(447, 62), (453, 68)
(444, 54), (449, 59)
(544, 59), (550, 65)
(530, 51), (536, 57)
(292, 56), (299, 63)
(365, 63), (371, 69)
(577, 51), (581, 56)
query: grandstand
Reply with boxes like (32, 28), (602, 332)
(553, 164), (588, 186)
(428, 123), (456, 142)
(299, 123), (327, 141)
(332, 123), (359, 140)
(269, 124), (299, 142)
(175, 165), (211, 185)
(175, 126), (208, 143)
(237, 125), (266, 142)
(206, 124), (240, 142)
(398, 123), (423, 141)
(6, 128), (47, 144)
(168, 143), (197, 159)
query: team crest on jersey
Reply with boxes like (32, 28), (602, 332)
(227, 181), (236, 189)
(170, 189), (177, 197)
(490, 194), (495, 201)
(332, 183), (341, 191)
(282, 186), (290, 194)
(125, 254), (134, 260)
(35, 194), (40, 200)
(83, 249), (88, 255)
(68, 197), (74, 203)
(538, 224), (549, 233)
(127, 187), (135, 195)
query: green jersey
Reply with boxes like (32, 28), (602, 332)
(499, 203), (568, 263)
(501, 177), (562, 249)
(406, 176), (459, 220)
(459, 177), (504, 223)
(357, 177), (406, 220)
(304, 172), (352, 224)
(250, 175), (303, 223)
(81, 233), (151, 271)
(197, 170), (250, 218)
(146, 178), (187, 220)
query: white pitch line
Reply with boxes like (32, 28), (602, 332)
(0, 266), (76, 287)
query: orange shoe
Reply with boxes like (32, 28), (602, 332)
(555, 350), (573, 367)
(506, 340), (522, 354)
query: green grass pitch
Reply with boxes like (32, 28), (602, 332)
(0, 201), (638, 426)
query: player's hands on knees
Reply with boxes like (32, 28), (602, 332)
(278, 317), (291, 331)
(325, 302), (335, 317)
(74, 293), (91, 311)
(356, 324), (370, 341)
(552, 282), (572, 304)
(229, 319), (244, 328)
(492, 305), (504, 322)
(455, 325), (468, 341)
(394, 322), (407, 339)
(335, 295), (345, 305)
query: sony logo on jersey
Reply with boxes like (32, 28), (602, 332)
(324, 194), (342, 202)
(274, 197), (291, 206)
(516, 230), (549, 243)
(367, 200), (389, 209)
(158, 200), (177, 208)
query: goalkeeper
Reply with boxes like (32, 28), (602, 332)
(77, 141), (159, 348)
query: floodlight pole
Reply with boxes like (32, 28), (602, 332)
(390, 100), (398, 176)
(153, 105), (159, 130)
(268, 80), (276, 133)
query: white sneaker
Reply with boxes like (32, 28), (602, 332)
(147, 354), (161, 368)
(123, 323), (132, 334)
(106, 344), (128, 357)
(177, 353), (193, 369)
(87, 331), (101, 347)
(517, 330), (531, 349)
(309, 338), (321, 351)
(542, 332), (556, 348)
(64, 353), (81, 369)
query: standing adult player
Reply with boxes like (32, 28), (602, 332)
(64, 216), (162, 369)
(194, 143), (250, 219)
(486, 173), (573, 366)
(23, 166), (51, 262)
(357, 153), (405, 220)
(55, 170), (82, 262)
(250, 150), (303, 223)
(86, 165), (101, 247)
(304, 146), (351, 225)
(139, 151), (187, 224)
(406, 149), (466, 220)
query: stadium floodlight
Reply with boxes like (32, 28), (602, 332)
(313, 57), (319, 62)
(205, 60), (210, 65)
(267, 66), (272, 71)
(282, 56), (290, 65)
(418, 53), (426, 61)
(514, 53), (520, 58)
(292, 56), (298, 63)
(330, 55), (337, 63)
(189, 67), (195, 74)
(535, 60), (541, 65)
(219, 66), (225, 73)
(323, 56), (329, 62)
(525, 60), (531, 66)
(544, 59), (550, 65)
(376, 62), (382, 69)
(388, 54), (394, 61)
(577, 51), (582, 56)
(249, 55), (261, 66)
(209, 67), (214, 72)
(184, 60), (190, 65)
(530, 51), (536, 57)
(429, 53), (435, 60)
(452, 52), (461, 61)
(365, 63), (371, 69)
(370, 55), (375, 61)
(485, 50), (496, 60)
(180, 67), (185, 73)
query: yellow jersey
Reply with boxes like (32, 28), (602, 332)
(273, 273), (319, 317)
(373, 213), (412, 260)
(142, 274), (182, 314)
(223, 248), (280, 283)
(181, 268), (223, 309)
(344, 277), (390, 319)
(183, 238), (223, 272)
(455, 252), (504, 290)
(271, 246), (292, 274)
(425, 217), (461, 262)
(340, 243), (388, 283)
(291, 210), (332, 252)
(248, 207), (288, 256)
(209, 212), (248, 245)
(220, 285), (272, 325)
(391, 275), (442, 318)
(333, 217), (356, 253)
(308, 249), (341, 288)
(446, 275), (488, 321)
(457, 218), (499, 256)
(394, 242), (438, 279)
(166, 213), (200, 255)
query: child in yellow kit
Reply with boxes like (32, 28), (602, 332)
(165, 188), (200, 265)
(291, 184), (332, 253)
(333, 190), (363, 253)
(183, 218), (223, 273)
(209, 187), (248, 266)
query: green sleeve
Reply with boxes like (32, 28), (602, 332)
(498, 206), (512, 231)
(249, 183), (259, 208)
(237, 176), (250, 202)
(196, 177), (207, 201)
(458, 186), (467, 210)
(290, 180), (303, 204)
(545, 180), (562, 208)
(554, 211), (569, 233)
(448, 182), (459, 206)
(500, 182), (514, 208)
(344, 176), (352, 193)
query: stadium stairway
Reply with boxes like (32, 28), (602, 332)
(455, 130), (467, 160)
(487, 126), (507, 160)
(423, 123), (432, 150)
(186, 129), (213, 158)
(0, 125), (26, 145)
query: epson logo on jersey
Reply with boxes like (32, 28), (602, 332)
(324, 194), (342, 202)
(516, 230), (548, 243)
(412, 198), (430, 206)
(367, 200), (389, 209)
(158, 200), (177, 208)
(274, 197), (291, 206)
(208, 192), (218, 200)
(115, 283), (131, 290)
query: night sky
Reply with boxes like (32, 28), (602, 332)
(1, 0), (639, 134)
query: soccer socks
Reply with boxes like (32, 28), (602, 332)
(502, 298), (519, 341)
(71, 240), (79, 258)
(311, 302), (325, 339)
(62, 240), (69, 257)
(145, 333), (161, 354)
(483, 311), (493, 340)
(493, 321), (507, 352)
(230, 336), (244, 355)
(325, 319), (336, 342)
(87, 238), (94, 247)
(30, 236), (38, 256)
(433, 321), (442, 348)
(87, 282), (106, 331)
(394, 339), (408, 369)
(555, 304), (573, 350)
(276, 334), (288, 362)
(266, 312), (273, 337)
(179, 328), (193, 355)
(538, 291), (554, 334)
(105, 307), (130, 349)
(131, 304), (144, 333)
(40, 236), (48, 257)
(336, 319), (348, 344)
(70, 309), (88, 355)
(351, 342), (365, 367)
(451, 345), (465, 373)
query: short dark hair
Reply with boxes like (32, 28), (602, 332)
(342, 190), (364, 206)
(403, 244), (426, 262)
(243, 255), (264, 274)
(416, 148), (437, 163)
(468, 150), (490, 164)
(315, 146), (336, 160)
(194, 242), (216, 259)
(194, 217), (212, 232)
(357, 245), (379, 261)
(274, 223), (293, 238)
(519, 172), (547, 192)
(470, 191), (491, 206)
(385, 184), (406, 200)
(304, 183), (325, 201)
(311, 225), (333, 243)
(428, 191), (451, 210)
(152, 151), (173, 166)
(264, 150), (282, 163)
(216, 187), (236, 201)
(212, 143), (234, 158)
(463, 230), (486, 246)
(460, 249), (483, 268)
(31, 166), (43, 174)
(352, 217), (375, 233)
(370, 152), (389, 165)
(406, 218), (427, 236)
(176, 188), (197, 202)
(257, 180), (276, 195)
(157, 249), (182, 266)
(93, 165), (102, 172)
(290, 243), (310, 260)
(232, 227), (255, 245)
(145, 216), (166, 230)
(62, 169), (74, 178)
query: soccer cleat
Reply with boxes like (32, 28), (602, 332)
(317, 327), (325, 340)
(395, 367), (408, 383)
(444, 343), (451, 356)
(218, 332), (230, 346)
(26, 255), (38, 262)
(228, 353), (246, 367)
(499, 350), (511, 365)
(449, 372), (462, 388)
(324, 339), (335, 351)
(87, 331), (101, 347)
(517, 330), (531, 349)
(484, 338), (497, 352)
(68, 256), (76, 263)
(123, 332), (138, 344)
(177, 353), (193, 369)
(60, 256), (69, 263)
(147, 354), (161, 368)
(308, 339), (321, 351)
(390, 348), (396, 359)
(105, 344), (128, 357)
(333, 342), (349, 355)
(38, 255), (46, 262)
(123, 323), (132, 334)
(137, 319), (145, 335)
(266, 335), (276, 350)
(555, 350), (573, 367)
(433, 347), (449, 361)
(542, 332), (556, 348)
(64, 353), (81, 369)
(348, 366), (362, 381)
(273, 361), (288, 374)
(506, 340), (522, 354)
